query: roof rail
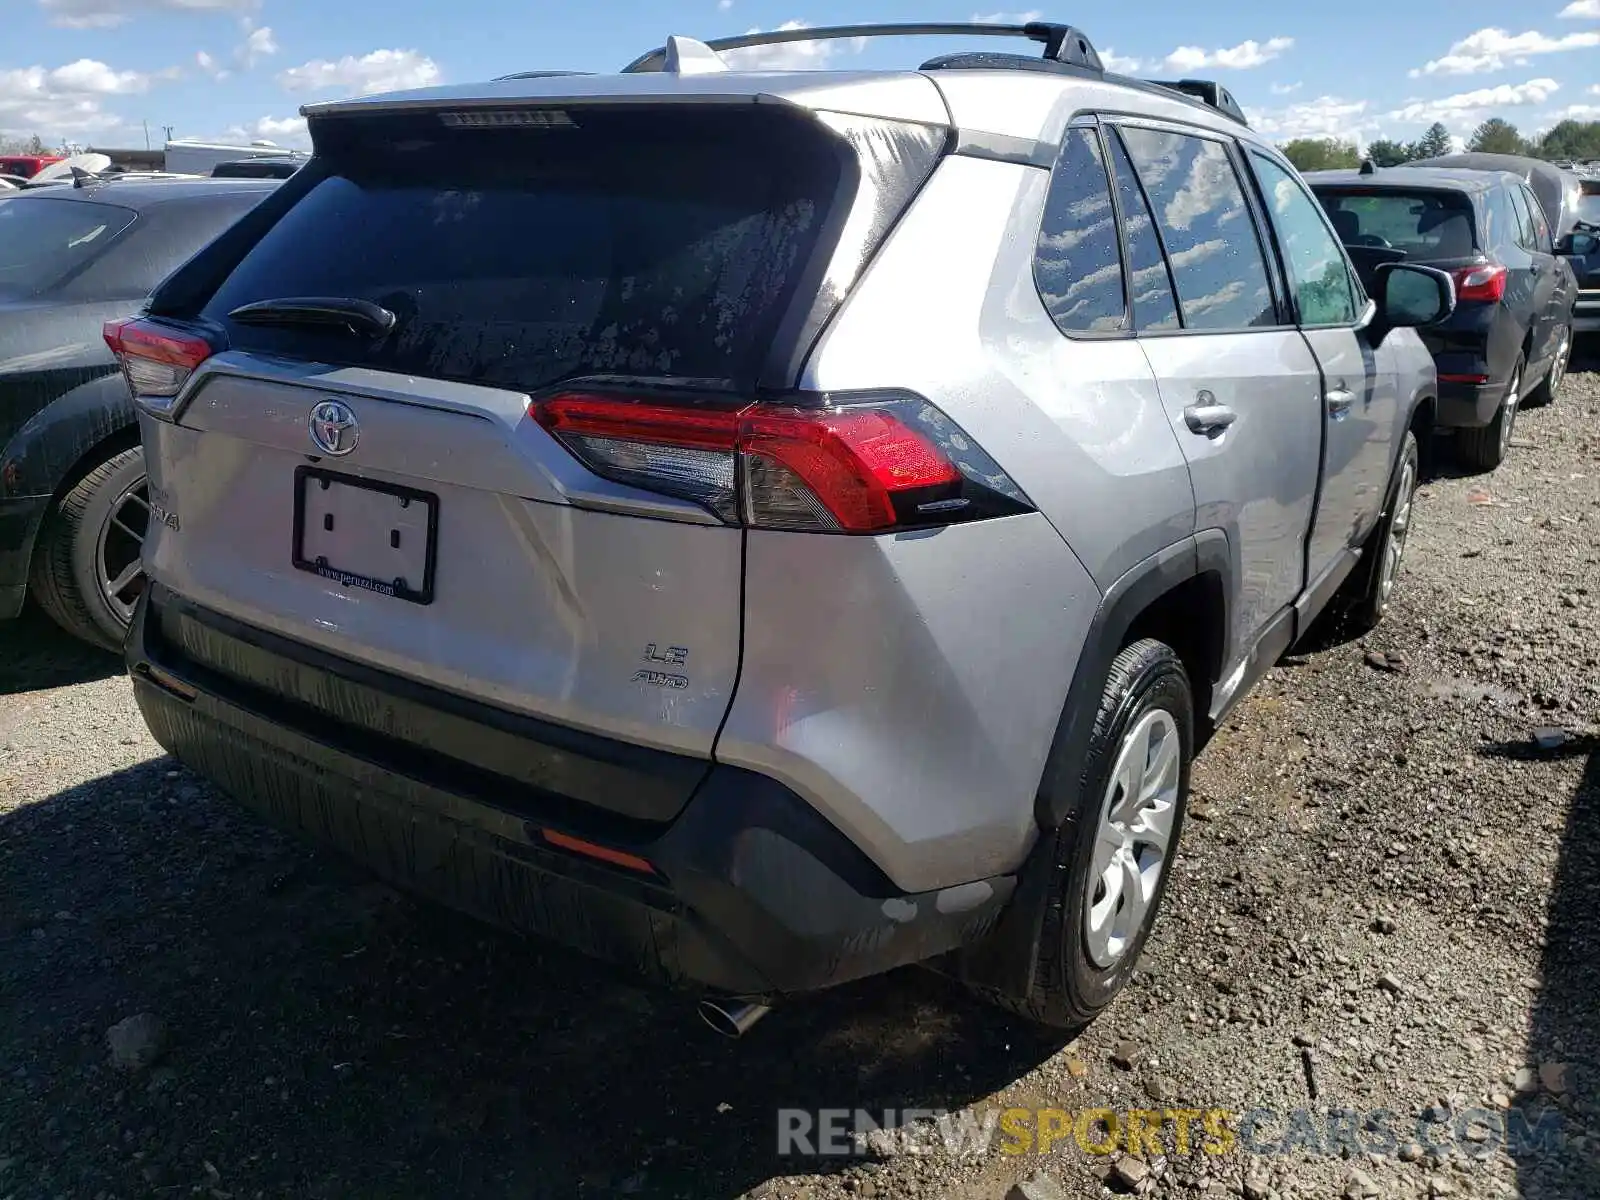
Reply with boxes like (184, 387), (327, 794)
(1142, 78), (1248, 126)
(623, 21), (1104, 74)
(494, 69), (596, 81)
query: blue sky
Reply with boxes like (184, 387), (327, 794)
(4, 0), (1600, 152)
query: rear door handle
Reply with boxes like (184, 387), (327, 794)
(1183, 401), (1237, 436)
(1326, 388), (1356, 420)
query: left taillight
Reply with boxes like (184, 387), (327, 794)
(103, 317), (214, 419)
(533, 390), (1033, 534)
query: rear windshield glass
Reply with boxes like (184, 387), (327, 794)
(0, 196), (137, 299)
(1314, 189), (1479, 259)
(203, 109), (843, 391)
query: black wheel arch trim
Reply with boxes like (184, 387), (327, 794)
(0, 371), (137, 503)
(945, 531), (1229, 1001)
(1034, 530), (1228, 835)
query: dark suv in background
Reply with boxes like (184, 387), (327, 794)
(1574, 176), (1600, 336)
(0, 176), (276, 649)
(1307, 165), (1578, 470)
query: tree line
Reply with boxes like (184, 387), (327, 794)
(0, 134), (52, 156)
(1281, 119), (1600, 173)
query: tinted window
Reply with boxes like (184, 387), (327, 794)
(58, 192), (268, 301)
(1250, 153), (1357, 326)
(1520, 186), (1552, 251)
(0, 196), (137, 299)
(1578, 185), (1600, 227)
(1506, 185), (1536, 251)
(1107, 131), (1179, 331)
(1314, 190), (1478, 259)
(1118, 127), (1275, 330)
(204, 110), (840, 390)
(1483, 187), (1517, 257)
(1034, 127), (1126, 333)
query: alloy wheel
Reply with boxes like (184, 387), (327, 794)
(1498, 364), (1522, 461)
(1084, 707), (1181, 969)
(96, 475), (150, 627)
(1549, 331), (1571, 397)
(1378, 451), (1416, 608)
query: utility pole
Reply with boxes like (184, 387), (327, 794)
(143, 119), (150, 150)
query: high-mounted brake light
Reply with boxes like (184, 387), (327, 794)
(533, 391), (1032, 534)
(104, 317), (214, 419)
(1450, 263), (1508, 304)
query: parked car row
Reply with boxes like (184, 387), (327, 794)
(1304, 152), (1594, 469)
(0, 177), (278, 647)
(0, 21), (1533, 1039)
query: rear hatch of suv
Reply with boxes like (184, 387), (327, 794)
(122, 93), (948, 824)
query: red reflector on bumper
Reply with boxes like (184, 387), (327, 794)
(1438, 373), (1490, 384)
(541, 828), (656, 875)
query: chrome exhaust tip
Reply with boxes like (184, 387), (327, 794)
(698, 997), (772, 1039)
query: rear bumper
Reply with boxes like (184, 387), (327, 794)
(127, 587), (1014, 998)
(1435, 379), (1503, 429)
(0, 494), (50, 620)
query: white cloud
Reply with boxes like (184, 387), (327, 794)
(0, 59), (166, 138)
(1543, 103), (1600, 121)
(971, 9), (1043, 21)
(38, 0), (254, 29)
(209, 114), (308, 149)
(1161, 36), (1293, 73)
(1412, 27), (1600, 76)
(48, 60), (153, 94)
(1100, 48), (1144, 73)
(719, 20), (835, 70)
(1270, 81), (1303, 95)
(1385, 77), (1560, 124)
(239, 25), (277, 68)
(718, 0), (733, 8)
(1246, 95), (1372, 141)
(1559, 0), (1600, 17)
(195, 49), (229, 80)
(279, 49), (440, 96)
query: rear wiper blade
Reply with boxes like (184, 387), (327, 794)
(227, 296), (396, 337)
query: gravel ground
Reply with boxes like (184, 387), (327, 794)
(2, 359), (1597, 1200)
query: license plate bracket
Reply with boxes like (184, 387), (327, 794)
(292, 466), (438, 605)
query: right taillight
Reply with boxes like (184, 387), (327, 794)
(1450, 263), (1508, 304)
(533, 390), (1033, 534)
(104, 317), (215, 419)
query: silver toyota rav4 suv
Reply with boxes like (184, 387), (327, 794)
(113, 23), (1452, 1034)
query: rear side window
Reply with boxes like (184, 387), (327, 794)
(1520, 185), (1552, 251)
(1117, 126), (1276, 331)
(203, 109), (843, 390)
(1483, 187), (1517, 257)
(1314, 190), (1478, 259)
(0, 197), (137, 299)
(1506, 186), (1537, 251)
(58, 192), (268, 301)
(1034, 127), (1126, 333)
(1106, 130), (1179, 331)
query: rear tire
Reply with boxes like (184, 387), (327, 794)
(976, 639), (1192, 1031)
(1455, 355), (1522, 472)
(1322, 431), (1420, 638)
(29, 446), (149, 652)
(1525, 325), (1571, 407)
